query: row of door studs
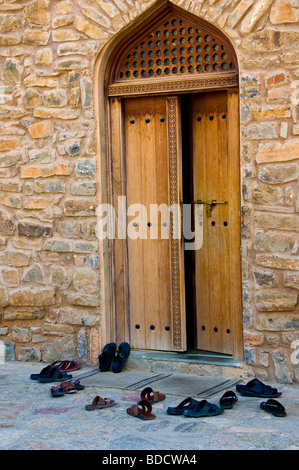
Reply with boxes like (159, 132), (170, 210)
(135, 324), (231, 334)
(132, 221), (228, 226)
(135, 324), (170, 331)
(131, 221), (228, 227)
(129, 114), (226, 124)
(202, 326), (231, 334)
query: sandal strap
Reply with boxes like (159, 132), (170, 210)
(141, 387), (165, 403)
(60, 381), (75, 391)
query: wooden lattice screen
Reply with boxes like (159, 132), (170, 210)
(110, 9), (237, 83)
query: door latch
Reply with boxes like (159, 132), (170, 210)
(192, 199), (227, 217)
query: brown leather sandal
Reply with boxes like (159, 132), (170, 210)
(127, 399), (156, 420)
(140, 386), (166, 404)
(85, 395), (117, 411)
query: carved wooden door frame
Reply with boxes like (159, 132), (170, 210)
(95, 0), (244, 359)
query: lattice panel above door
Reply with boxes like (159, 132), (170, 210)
(113, 13), (237, 82)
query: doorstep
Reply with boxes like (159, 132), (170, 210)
(126, 349), (251, 380)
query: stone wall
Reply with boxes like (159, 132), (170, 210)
(0, 0), (298, 383)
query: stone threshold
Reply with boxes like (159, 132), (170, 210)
(126, 349), (249, 379)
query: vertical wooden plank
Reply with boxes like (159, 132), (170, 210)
(192, 91), (235, 355)
(192, 93), (211, 350)
(125, 98), (146, 349)
(141, 96), (160, 349)
(125, 96), (177, 351)
(205, 93), (223, 353)
(216, 92), (232, 354)
(110, 97), (128, 344)
(228, 90), (243, 360)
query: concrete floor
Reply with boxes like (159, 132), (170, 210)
(0, 362), (299, 451)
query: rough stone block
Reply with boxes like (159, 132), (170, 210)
(0, 251), (29, 267)
(9, 325), (32, 343)
(0, 137), (20, 151)
(258, 163), (298, 184)
(253, 185), (284, 204)
(23, 264), (45, 284)
(0, 267), (19, 287)
(256, 291), (298, 311)
(3, 308), (45, 321)
(51, 266), (71, 290)
(64, 199), (96, 216)
(28, 120), (53, 139)
(71, 181), (97, 195)
(0, 209), (15, 234)
(75, 159), (96, 178)
(43, 239), (72, 252)
(34, 179), (65, 193)
(243, 123), (278, 140)
(256, 253), (299, 270)
(17, 222), (52, 238)
(67, 292), (100, 307)
(254, 230), (293, 252)
(23, 0), (51, 27)
(0, 286), (8, 307)
(256, 139), (299, 164)
(17, 347), (42, 362)
(23, 29), (50, 45)
(10, 287), (55, 307)
(41, 335), (76, 362)
(21, 164), (69, 179)
(254, 212), (299, 231)
(284, 273), (299, 290)
(73, 268), (99, 293)
(253, 269), (278, 288)
(42, 89), (68, 107)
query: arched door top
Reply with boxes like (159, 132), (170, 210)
(106, 2), (238, 97)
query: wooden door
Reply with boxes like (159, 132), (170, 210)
(111, 95), (186, 351)
(191, 91), (241, 355)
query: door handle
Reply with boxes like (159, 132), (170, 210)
(192, 199), (227, 217)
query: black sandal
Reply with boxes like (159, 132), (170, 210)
(167, 397), (199, 416)
(112, 342), (130, 373)
(37, 367), (72, 383)
(236, 378), (282, 398)
(219, 390), (238, 409)
(260, 399), (286, 417)
(99, 342), (117, 372)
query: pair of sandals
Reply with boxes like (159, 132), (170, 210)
(51, 380), (85, 397)
(127, 387), (166, 420)
(98, 342), (130, 373)
(167, 397), (225, 418)
(166, 378), (286, 418)
(30, 360), (81, 383)
(236, 378), (286, 417)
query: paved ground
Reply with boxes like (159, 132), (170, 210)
(0, 362), (299, 451)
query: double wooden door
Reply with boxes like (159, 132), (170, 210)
(110, 90), (242, 357)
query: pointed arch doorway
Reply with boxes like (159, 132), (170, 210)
(103, 1), (243, 359)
